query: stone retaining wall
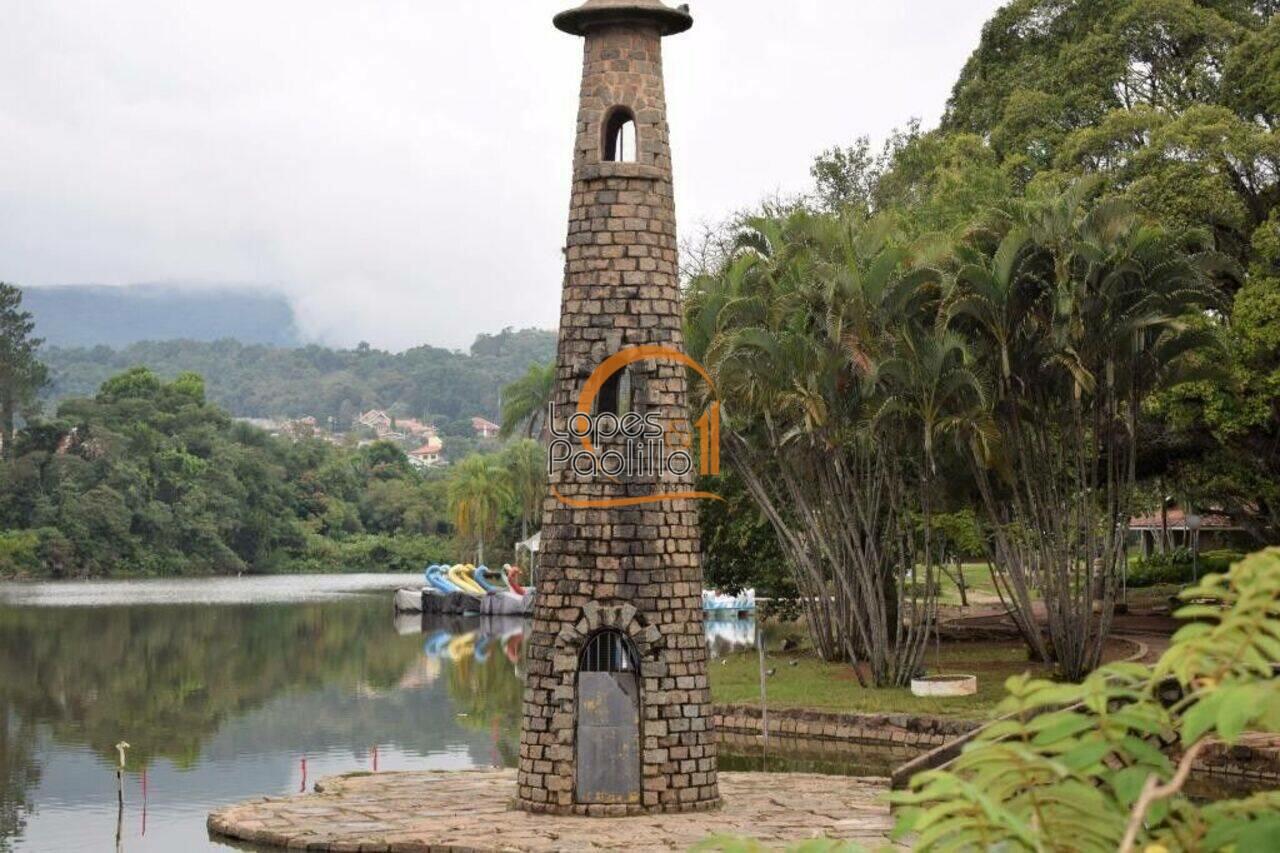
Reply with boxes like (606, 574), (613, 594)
(715, 705), (1280, 791)
(713, 704), (979, 754)
(1195, 735), (1280, 788)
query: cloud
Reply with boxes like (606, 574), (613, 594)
(0, 0), (1002, 351)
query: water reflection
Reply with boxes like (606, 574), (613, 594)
(0, 576), (756, 852)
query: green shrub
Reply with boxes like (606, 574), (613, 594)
(287, 533), (452, 574)
(0, 528), (79, 578)
(1200, 549), (1246, 574)
(1128, 549), (1248, 587)
(698, 549), (1280, 851)
(889, 548), (1280, 851)
(1128, 548), (1195, 587)
(0, 530), (42, 577)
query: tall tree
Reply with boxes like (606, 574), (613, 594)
(447, 454), (512, 566)
(950, 181), (1228, 678)
(499, 361), (555, 440)
(687, 210), (945, 687)
(0, 285), (48, 460)
(503, 439), (546, 543)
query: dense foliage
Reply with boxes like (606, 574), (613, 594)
(893, 548), (1280, 852)
(700, 549), (1280, 851)
(813, 0), (1280, 543)
(688, 180), (1225, 682)
(40, 327), (556, 426)
(1128, 547), (1246, 586)
(0, 285), (49, 460)
(687, 211), (967, 688)
(688, 0), (1280, 684)
(0, 367), (459, 577)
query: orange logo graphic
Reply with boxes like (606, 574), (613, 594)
(548, 345), (722, 508)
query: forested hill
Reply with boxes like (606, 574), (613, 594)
(40, 327), (556, 425)
(24, 284), (302, 348)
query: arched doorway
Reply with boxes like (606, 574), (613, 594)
(575, 629), (641, 804)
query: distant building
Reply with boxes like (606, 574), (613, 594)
(408, 435), (446, 469)
(358, 410), (437, 443)
(357, 409), (394, 435)
(471, 416), (500, 439)
(283, 416), (321, 439)
(1129, 506), (1242, 555)
(398, 418), (438, 438)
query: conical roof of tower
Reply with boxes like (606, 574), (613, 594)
(554, 0), (693, 37)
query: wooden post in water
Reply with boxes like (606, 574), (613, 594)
(114, 741), (129, 852)
(114, 741), (129, 805)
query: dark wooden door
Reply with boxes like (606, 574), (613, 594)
(576, 670), (640, 804)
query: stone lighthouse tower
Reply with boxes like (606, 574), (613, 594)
(515, 0), (720, 816)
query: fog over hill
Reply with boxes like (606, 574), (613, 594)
(23, 284), (302, 348)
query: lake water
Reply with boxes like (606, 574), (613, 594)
(0, 575), (757, 852)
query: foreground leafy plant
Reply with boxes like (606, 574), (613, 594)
(892, 548), (1280, 852)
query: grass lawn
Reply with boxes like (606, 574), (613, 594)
(709, 640), (1054, 721)
(1122, 583), (1183, 611)
(925, 562), (1002, 607)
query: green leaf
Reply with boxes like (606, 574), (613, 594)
(1204, 817), (1280, 851)
(1216, 686), (1260, 744)
(1031, 713), (1096, 745)
(1182, 690), (1227, 745)
(1060, 740), (1112, 772)
(1109, 766), (1154, 808)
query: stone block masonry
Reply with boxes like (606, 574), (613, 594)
(515, 1), (719, 816)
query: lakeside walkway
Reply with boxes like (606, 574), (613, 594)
(208, 769), (896, 851)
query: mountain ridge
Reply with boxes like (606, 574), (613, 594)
(23, 283), (303, 348)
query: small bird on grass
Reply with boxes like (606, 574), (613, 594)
(788, 659), (799, 667)
(781, 638), (798, 652)
(765, 668), (777, 678)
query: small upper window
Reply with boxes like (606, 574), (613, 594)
(597, 367), (633, 416)
(603, 107), (637, 163)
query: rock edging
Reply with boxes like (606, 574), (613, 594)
(712, 703), (980, 752)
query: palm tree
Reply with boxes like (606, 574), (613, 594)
(500, 362), (555, 440)
(447, 455), (513, 566)
(949, 180), (1228, 678)
(876, 325), (988, 478)
(503, 439), (546, 543)
(686, 209), (948, 686)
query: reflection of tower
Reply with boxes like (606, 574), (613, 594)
(516, 0), (719, 816)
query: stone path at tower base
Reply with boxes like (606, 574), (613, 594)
(207, 769), (896, 851)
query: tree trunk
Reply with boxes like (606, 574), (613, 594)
(0, 397), (13, 461)
(1159, 478), (1169, 554)
(951, 557), (969, 607)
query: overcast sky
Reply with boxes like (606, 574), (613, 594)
(1, 1), (1004, 351)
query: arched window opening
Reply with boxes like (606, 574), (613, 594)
(579, 629), (638, 673)
(596, 367), (633, 417)
(602, 107), (638, 163)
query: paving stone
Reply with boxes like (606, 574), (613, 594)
(208, 770), (896, 852)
